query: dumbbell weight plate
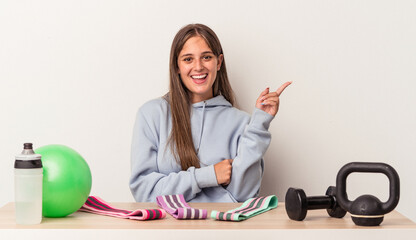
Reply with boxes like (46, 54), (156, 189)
(325, 186), (347, 218)
(285, 188), (308, 221)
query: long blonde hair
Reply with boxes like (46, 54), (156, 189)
(168, 23), (235, 170)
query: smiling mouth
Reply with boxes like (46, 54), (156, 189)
(191, 74), (207, 80)
(191, 74), (208, 84)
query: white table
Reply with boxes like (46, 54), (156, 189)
(1, 202), (415, 239)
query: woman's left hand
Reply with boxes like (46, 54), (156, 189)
(256, 81), (292, 116)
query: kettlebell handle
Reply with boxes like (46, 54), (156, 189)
(336, 162), (400, 214)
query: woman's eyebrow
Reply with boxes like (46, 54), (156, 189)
(179, 51), (214, 58)
(180, 53), (193, 58)
(201, 51), (214, 55)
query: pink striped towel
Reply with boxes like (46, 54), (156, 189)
(79, 196), (166, 220)
(156, 194), (207, 219)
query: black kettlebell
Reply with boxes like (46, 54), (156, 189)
(336, 162), (400, 226)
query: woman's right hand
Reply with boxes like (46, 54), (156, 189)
(214, 159), (233, 185)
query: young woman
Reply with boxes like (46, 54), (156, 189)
(129, 23), (291, 202)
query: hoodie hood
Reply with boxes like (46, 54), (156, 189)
(192, 95), (232, 109)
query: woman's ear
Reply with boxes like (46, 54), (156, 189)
(217, 54), (224, 71)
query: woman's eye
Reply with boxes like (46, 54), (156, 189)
(184, 57), (192, 62)
(203, 55), (212, 60)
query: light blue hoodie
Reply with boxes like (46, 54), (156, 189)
(129, 95), (274, 202)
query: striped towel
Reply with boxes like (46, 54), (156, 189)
(79, 196), (166, 220)
(211, 195), (278, 221)
(156, 194), (207, 219)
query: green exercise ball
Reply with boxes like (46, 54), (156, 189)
(35, 145), (92, 217)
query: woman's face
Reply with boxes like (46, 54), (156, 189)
(177, 36), (223, 103)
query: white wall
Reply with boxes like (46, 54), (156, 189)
(1, 0), (415, 222)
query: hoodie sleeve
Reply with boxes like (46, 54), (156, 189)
(225, 108), (274, 202)
(129, 102), (219, 202)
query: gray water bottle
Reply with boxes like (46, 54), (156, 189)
(14, 143), (43, 224)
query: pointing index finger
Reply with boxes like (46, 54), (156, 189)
(276, 81), (292, 96)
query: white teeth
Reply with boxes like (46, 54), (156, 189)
(191, 74), (207, 79)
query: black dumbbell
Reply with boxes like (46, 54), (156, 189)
(285, 186), (347, 221)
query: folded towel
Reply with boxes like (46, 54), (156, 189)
(79, 196), (166, 220)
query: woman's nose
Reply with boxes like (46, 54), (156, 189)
(194, 59), (203, 71)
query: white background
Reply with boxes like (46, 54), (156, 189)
(1, 0), (415, 222)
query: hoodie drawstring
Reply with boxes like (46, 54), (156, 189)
(196, 101), (206, 155)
